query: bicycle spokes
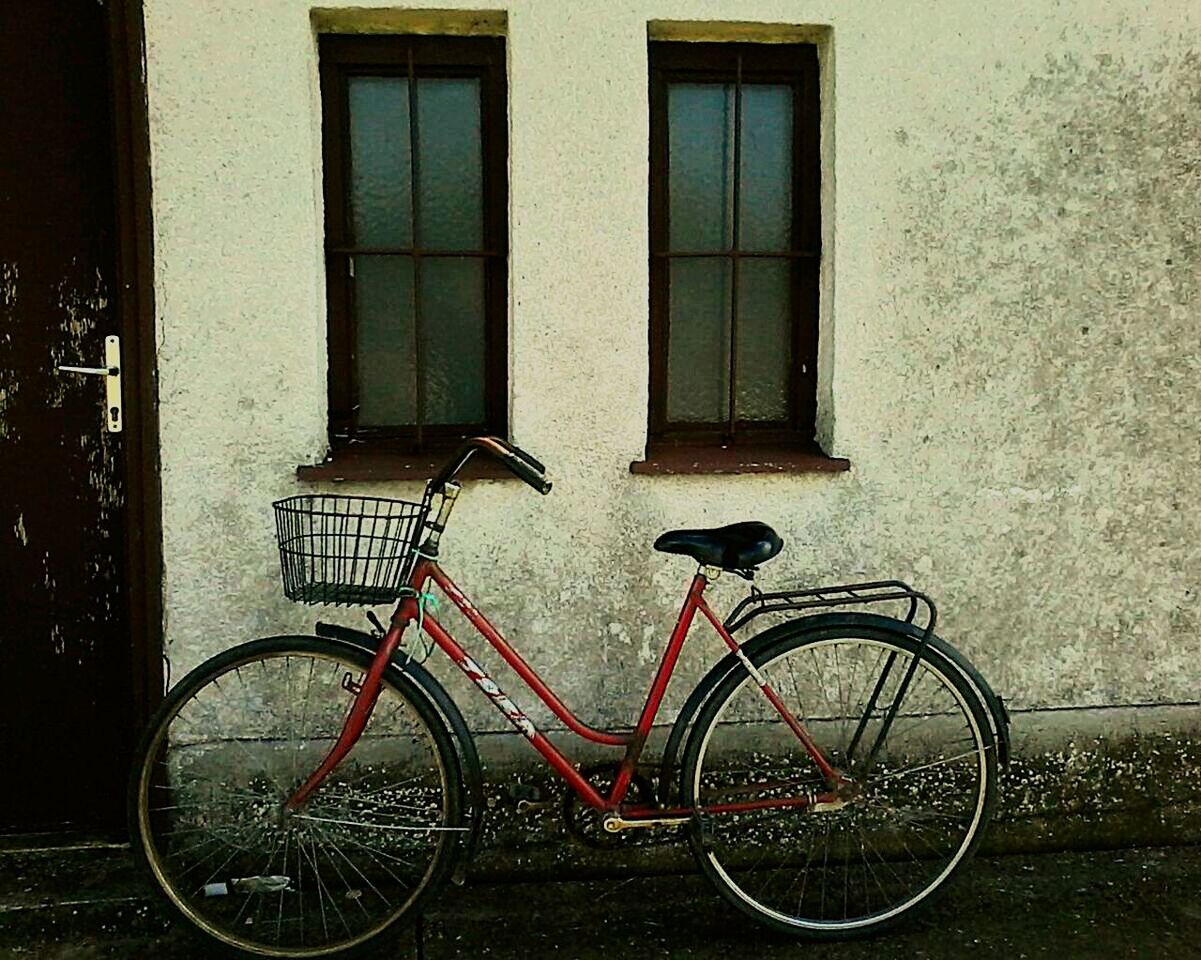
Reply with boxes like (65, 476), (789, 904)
(136, 646), (458, 956)
(686, 631), (995, 933)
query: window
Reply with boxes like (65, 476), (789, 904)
(648, 42), (820, 452)
(319, 35), (507, 454)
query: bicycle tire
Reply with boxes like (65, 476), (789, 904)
(681, 621), (998, 939)
(129, 635), (464, 958)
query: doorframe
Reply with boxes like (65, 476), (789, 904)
(107, 0), (163, 745)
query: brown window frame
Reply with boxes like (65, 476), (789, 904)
(648, 41), (820, 451)
(319, 34), (508, 455)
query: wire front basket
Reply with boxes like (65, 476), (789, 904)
(273, 494), (430, 606)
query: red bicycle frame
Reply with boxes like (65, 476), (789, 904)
(287, 560), (842, 816)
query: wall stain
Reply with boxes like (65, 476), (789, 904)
(150, 12), (1201, 749)
(881, 43), (1201, 707)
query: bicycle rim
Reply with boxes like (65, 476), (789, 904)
(133, 641), (460, 957)
(685, 631), (995, 937)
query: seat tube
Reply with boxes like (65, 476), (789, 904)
(698, 591), (842, 785)
(610, 572), (707, 802)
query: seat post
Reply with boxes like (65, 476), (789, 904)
(697, 563), (722, 582)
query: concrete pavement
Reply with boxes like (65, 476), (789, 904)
(1, 845), (1199, 959)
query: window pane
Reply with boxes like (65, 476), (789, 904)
(416, 78), (483, 250)
(355, 255), (416, 425)
(348, 77), (413, 247)
(419, 258), (486, 424)
(739, 85), (792, 251)
(667, 258), (731, 422)
(668, 84), (734, 251)
(735, 259), (791, 421)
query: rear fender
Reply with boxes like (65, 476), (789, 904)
(658, 612), (1010, 805)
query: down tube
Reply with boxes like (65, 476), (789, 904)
(427, 565), (628, 747)
(419, 613), (609, 810)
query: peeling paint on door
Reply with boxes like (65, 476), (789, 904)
(0, 0), (133, 831)
(49, 266), (109, 410)
(0, 261), (18, 441)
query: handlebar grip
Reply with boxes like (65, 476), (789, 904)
(482, 436), (550, 494)
(494, 437), (546, 474)
(509, 455), (553, 495)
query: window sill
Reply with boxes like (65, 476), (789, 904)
(297, 447), (515, 483)
(629, 444), (850, 476)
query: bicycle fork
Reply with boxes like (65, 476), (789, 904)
(283, 598), (419, 811)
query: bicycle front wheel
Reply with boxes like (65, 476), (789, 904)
(682, 622), (998, 939)
(130, 636), (463, 958)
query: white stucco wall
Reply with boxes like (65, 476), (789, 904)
(143, 0), (1201, 736)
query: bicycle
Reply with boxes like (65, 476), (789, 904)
(130, 436), (1010, 957)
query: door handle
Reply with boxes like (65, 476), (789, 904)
(57, 365), (118, 376)
(56, 335), (123, 433)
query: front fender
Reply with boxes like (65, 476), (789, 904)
(314, 622), (485, 885)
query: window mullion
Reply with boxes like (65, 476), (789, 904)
(404, 49), (427, 449)
(727, 55), (743, 444)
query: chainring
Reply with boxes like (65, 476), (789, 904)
(562, 762), (661, 848)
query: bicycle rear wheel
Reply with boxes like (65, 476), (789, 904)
(682, 622), (997, 939)
(130, 636), (463, 958)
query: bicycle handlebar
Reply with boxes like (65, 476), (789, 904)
(494, 436), (546, 475)
(431, 436), (552, 496)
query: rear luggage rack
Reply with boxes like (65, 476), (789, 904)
(724, 580), (940, 774)
(723, 579), (937, 638)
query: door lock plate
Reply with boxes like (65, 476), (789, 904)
(103, 335), (122, 433)
(56, 335), (122, 433)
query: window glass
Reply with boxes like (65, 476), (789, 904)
(355, 255), (416, 426)
(419, 257), (486, 423)
(416, 78), (483, 250)
(348, 77), (413, 248)
(735, 259), (791, 420)
(667, 258), (732, 422)
(668, 83), (734, 251)
(738, 84), (792, 251)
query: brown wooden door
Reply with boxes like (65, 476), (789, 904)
(0, 1), (146, 833)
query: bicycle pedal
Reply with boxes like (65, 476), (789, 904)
(340, 672), (363, 695)
(506, 778), (550, 812)
(515, 799), (557, 814)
